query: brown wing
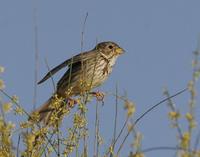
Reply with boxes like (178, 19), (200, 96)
(37, 50), (96, 84)
(56, 61), (82, 95)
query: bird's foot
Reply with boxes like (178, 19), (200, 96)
(90, 91), (105, 102)
(64, 98), (77, 108)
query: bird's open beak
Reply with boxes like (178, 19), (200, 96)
(116, 47), (125, 55)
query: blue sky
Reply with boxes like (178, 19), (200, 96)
(1, 0), (200, 156)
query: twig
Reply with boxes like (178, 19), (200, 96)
(80, 12), (88, 79)
(44, 58), (56, 92)
(141, 146), (191, 153)
(40, 130), (55, 156)
(187, 48), (200, 150)
(112, 84), (118, 152)
(134, 88), (187, 126)
(0, 89), (31, 118)
(80, 12), (88, 54)
(94, 101), (99, 157)
(116, 87), (188, 156)
(96, 118), (100, 157)
(80, 12), (89, 155)
(67, 57), (74, 92)
(0, 98), (5, 121)
(0, 89), (59, 155)
(17, 134), (21, 157)
(163, 88), (183, 138)
(33, 2), (39, 110)
(104, 116), (129, 157)
(194, 129), (200, 153)
(57, 123), (60, 157)
(114, 116), (128, 147)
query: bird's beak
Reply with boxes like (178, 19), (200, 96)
(115, 47), (125, 55)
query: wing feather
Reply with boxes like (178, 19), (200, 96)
(37, 50), (96, 84)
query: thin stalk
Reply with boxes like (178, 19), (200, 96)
(0, 98), (5, 122)
(163, 88), (183, 138)
(33, 2), (39, 110)
(0, 89), (59, 155)
(116, 88), (188, 156)
(80, 12), (89, 155)
(96, 118), (100, 157)
(94, 101), (99, 157)
(114, 116), (129, 147)
(194, 130), (200, 154)
(112, 84), (118, 151)
(45, 59), (56, 92)
(57, 123), (60, 157)
(141, 146), (191, 153)
(17, 134), (21, 157)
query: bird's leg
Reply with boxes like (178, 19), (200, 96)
(89, 91), (105, 102)
(64, 98), (78, 108)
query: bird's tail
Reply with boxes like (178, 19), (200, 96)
(30, 96), (61, 125)
(30, 95), (76, 125)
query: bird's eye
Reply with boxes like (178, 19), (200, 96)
(108, 45), (113, 49)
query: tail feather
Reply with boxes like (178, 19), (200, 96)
(30, 97), (54, 125)
(30, 96), (71, 125)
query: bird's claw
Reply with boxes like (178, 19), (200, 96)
(65, 98), (77, 108)
(90, 91), (105, 101)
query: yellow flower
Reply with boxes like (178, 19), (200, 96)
(20, 122), (31, 129)
(0, 80), (5, 89)
(193, 151), (200, 157)
(25, 133), (35, 151)
(49, 112), (59, 125)
(133, 132), (143, 150)
(97, 134), (104, 145)
(11, 95), (19, 103)
(188, 80), (194, 91)
(7, 121), (15, 130)
(30, 111), (40, 122)
(0, 66), (5, 73)
(185, 113), (193, 121)
(189, 120), (196, 129)
(35, 127), (48, 137)
(2, 102), (12, 113)
(109, 146), (114, 155)
(73, 113), (86, 128)
(180, 152), (192, 157)
(0, 121), (15, 151)
(0, 117), (4, 131)
(127, 123), (134, 132)
(180, 132), (190, 149)
(194, 71), (200, 81)
(78, 102), (87, 113)
(0, 151), (11, 157)
(65, 87), (73, 97)
(188, 81), (196, 97)
(50, 94), (64, 110)
(47, 146), (53, 155)
(168, 111), (180, 120)
(14, 107), (24, 115)
(63, 145), (74, 157)
(76, 98), (81, 104)
(131, 152), (145, 157)
(124, 100), (136, 117)
(185, 113), (196, 129)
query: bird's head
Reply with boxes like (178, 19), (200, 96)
(94, 41), (125, 57)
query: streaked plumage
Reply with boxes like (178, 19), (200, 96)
(32, 41), (124, 124)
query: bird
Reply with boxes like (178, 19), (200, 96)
(32, 41), (124, 125)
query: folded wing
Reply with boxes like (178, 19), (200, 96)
(37, 50), (96, 84)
